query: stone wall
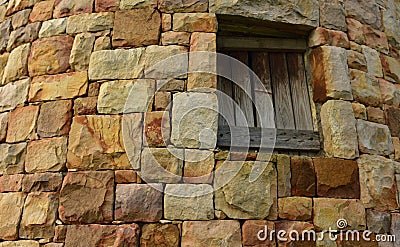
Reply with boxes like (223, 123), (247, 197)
(0, 0), (399, 246)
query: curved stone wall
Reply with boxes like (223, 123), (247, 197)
(0, 0), (399, 246)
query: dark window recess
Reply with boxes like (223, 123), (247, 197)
(217, 49), (320, 151)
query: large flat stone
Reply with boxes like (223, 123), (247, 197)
(6, 105), (39, 143)
(357, 120), (393, 156)
(385, 105), (400, 137)
(173, 13), (217, 32)
(0, 78), (30, 112)
(7, 22), (40, 51)
(2, 43), (30, 84)
(22, 173), (63, 192)
(319, 0), (346, 31)
(349, 69), (382, 107)
(53, 0), (93, 18)
(0, 143), (26, 175)
(141, 223), (180, 247)
(38, 18), (67, 38)
(37, 100), (72, 138)
(379, 78), (400, 107)
(66, 12), (114, 34)
(278, 197), (312, 221)
(183, 149), (214, 184)
(159, 0), (208, 13)
(0, 192), (26, 240)
(69, 32), (95, 71)
(344, 0), (381, 29)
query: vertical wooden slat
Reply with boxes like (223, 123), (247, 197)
(251, 52), (275, 128)
(287, 53), (313, 130)
(217, 52), (236, 127)
(230, 51), (255, 127)
(269, 52), (296, 129)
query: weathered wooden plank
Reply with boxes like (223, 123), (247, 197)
(218, 36), (307, 52)
(217, 126), (321, 151)
(287, 53), (314, 130)
(217, 52), (236, 127)
(230, 51), (255, 127)
(251, 52), (275, 128)
(269, 52), (295, 129)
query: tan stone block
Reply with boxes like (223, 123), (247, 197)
(0, 112), (8, 142)
(140, 223), (180, 247)
(162, 13), (172, 31)
(29, 0), (54, 22)
(0, 52), (9, 85)
(0, 174), (23, 192)
(277, 154), (291, 197)
(308, 27), (350, 48)
(0, 19), (11, 53)
(173, 13), (217, 32)
(357, 119), (393, 156)
(157, 78), (185, 91)
(393, 137), (400, 162)
(352, 102), (367, 120)
(385, 105), (400, 137)
(7, 22), (41, 51)
(73, 97), (97, 115)
(181, 221), (242, 247)
(161, 31), (191, 46)
(159, 0), (208, 13)
(0, 192), (26, 240)
(95, 0), (119, 12)
(275, 221), (315, 246)
(119, 0), (157, 9)
(38, 18), (67, 38)
(346, 50), (367, 71)
(154, 91), (171, 111)
(22, 173), (63, 192)
(115, 170), (136, 183)
(11, 9), (31, 29)
(29, 72), (88, 102)
(66, 12), (114, 34)
(2, 43), (30, 84)
(183, 149), (214, 184)
(25, 137), (68, 173)
(37, 100), (72, 138)
(112, 9), (160, 48)
(19, 192), (58, 239)
(367, 106), (385, 124)
(0, 78), (30, 112)
(362, 45), (383, 78)
(0, 240), (39, 247)
(6, 105), (39, 143)
(242, 220), (276, 247)
(379, 78), (400, 107)
(93, 35), (111, 51)
(143, 111), (170, 147)
(363, 25), (389, 54)
(69, 32), (95, 71)
(0, 143), (27, 175)
(346, 18), (365, 44)
(53, 0), (93, 18)
(59, 171), (114, 224)
(278, 197), (312, 221)
(381, 54), (400, 83)
(28, 35), (73, 77)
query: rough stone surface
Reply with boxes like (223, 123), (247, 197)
(386, 105), (400, 137)
(113, 9), (160, 47)
(0, 112), (7, 142)
(64, 224), (140, 247)
(0, 241), (39, 247)
(11, 9), (30, 29)
(381, 54), (400, 83)
(2, 43), (30, 84)
(164, 184), (214, 220)
(314, 158), (359, 198)
(114, 170), (136, 183)
(215, 161), (277, 219)
(144, 111), (170, 147)
(183, 149), (214, 184)
(278, 197), (312, 221)
(0, 78), (30, 112)
(363, 25), (389, 54)
(7, 22), (40, 52)
(310, 46), (353, 102)
(308, 27), (349, 48)
(67, 115), (131, 170)
(28, 35), (74, 77)
(159, 0), (207, 13)
(352, 102), (367, 119)
(394, 137), (400, 162)
(379, 78), (400, 107)
(161, 31), (191, 46)
(347, 50), (367, 71)
(38, 18), (67, 38)
(290, 156), (316, 197)
(53, 0), (93, 18)
(181, 221), (242, 247)
(29, 0), (54, 22)
(357, 119), (393, 156)
(162, 13), (172, 31)
(242, 220), (276, 247)
(171, 92), (217, 148)
(140, 223), (180, 247)
(95, 0), (119, 11)
(22, 173), (63, 192)
(59, 171), (114, 224)
(358, 155), (398, 210)
(209, 0), (319, 27)
(25, 137), (67, 173)
(29, 72), (88, 102)
(367, 210), (391, 234)
(139, 148), (183, 183)
(119, 0), (157, 9)
(115, 184), (163, 222)
(367, 107), (385, 124)
(362, 45), (383, 77)
(0, 19), (11, 53)
(73, 97), (97, 115)
(314, 198), (366, 231)
(19, 192), (58, 239)
(122, 113), (143, 169)
(6, 105), (39, 143)
(0, 52), (9, 85)
(277, 154), (291, 197)
(89, 48), (145, 80)
(0, 143), (26, 175)
(320, 100), (359, 159)
(66, 12), (114, 34)
(319, 0), (347, 31)
(344, 0), (381, 29)
(70, 33), (95, 71)
(173, 13), (217, 32)
(275, 221), (315, 246)
(0, 174), (22, 193)
(37, 100), (72, 138)
(0, 192), (25, 240)
(347, 18), (366, 44)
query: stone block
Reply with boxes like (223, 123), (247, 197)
(379, 78), (400, 107)
(0, 19), (11, 53)
(141, 223), (180, 247)
(367, 210), (391, 234)
(162, 13), (172, 31)
(367, 106), (385, 124)
(159, 0), (208, 13)
(59, 171), (114, 224)
(29, 0), (54, 22)
(385, 106), (400, 137)
(352, 102), (367, 119)
(22, 173), (63, 192)
(69, 32), (95, 71)
(29, 72), (88, 102)
(37, 100), (72, 138)
(344, 0), (381, 29)
(381, 55), (400, 83)
(144, 111), (170, 147)
(115, 184), (163, 222)
(112, 9), (160, 47)
(66, 12), (114, 34)
(161, 31), (191, 46)
(347, 50), (367, 71)
(357, 120), (393, 156)
(7, 22), (40, 52)
(164, 184), (214, 220)
(363, 25), (389, 54)
(183, 149), (214, 184)
(277, 154), (291, 197)
(278, 197), (312, 221)
(173, 13), (217, 32)
(0, 174), (23, 192)
(242, 220), (276, 247)
(0, 241), (39, 247)
(2, 43), (30, 84)
(0, 143), (26, 175)
(115, 170), (136, 183)
(38, 18), (66, 38)
(73, 97), (97, 115)
(25, 137), (68, 173)
(53, 0), (93, 18)
(95, 0), (119, 12)
(0, 112), (7, 142)
(362, 45), (383, 77)
(0, 192), (25, 240)
(275, 221), (315, 246)
(119, 0), (157, 9)
(290, 156), (316, 197)
(6, 105), (39, 143)
(308, 27), (349, 48)
(347, 18), (366, 44)
(11, 9), (30, 29)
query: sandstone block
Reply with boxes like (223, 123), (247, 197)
(29, 72), (88, 102)
(391, 213), (400, 242)
(11, 9), (30, 29)
(393, 137), (400, 162)
(290, 156), (316, 197)
(141, 223), (180, 247)
(320, 100), (359, 159)
(308, 27), (349, 48)
(358, 155), (398, 210)
(379, 79), (400, 107)
(122, 113), (143, 169)
(363, 25), (389, 54)
(183, 149), (214, 184)
(0, 19), (11, 53)
(350, 69), (382, 107)
(139, 148), (183, 183)
(64, 224), (139, 247)
(314, 158), (359, 198)
(53, 0), (93, 18)
(25, 137), (68, 173)
(119, 0), (157, 9)
(181, 220), (242, 247)
(89, 48), (145, 80)
(215, 161), (277, 219)
(278, 197), (312, 221)
(73, 97), (97, 115)
(367, 210), (391, 234)
(39, 18), (67, 38)
(0, 241), (39, 247)
(357, 120), (393, 156)
(162, 13), (172, 31)
(66, 12), (114, 34)
(159, 0), (207, 12)
(69, 32), (95, 71)
(347, 50), (367, 71)
(344, 0), (381, 29)
(0, 112), (7, 142)
(37, 100), (72, 138)
(22, 173), (63, 192)
(161, 31), (191, 46)
(7, 22), (40, 52)
(320, 0), (347, 31)
(347, 18), (366, 44)
(59, 171), (114, 224)
(6, 105), (39, 143)
(113, 9), (160, 47)
(277, 154), (291, 197)
(154, 91), (171, 111)
(381, 55), (400, 83)
(310, 46), (353, 102)
(171, 92), (218, 148)
(352, 102), (367, 119)
(93, 35), (111, 51)
(29, 0), (54, 22)
(362, 45), (383, 77)
(19, 192), (58, 239)
(314, 198), (366, 231)
(0, 52), (9, 85)
(115, 183), (163, 222)
(367, 107), (385, 125)
(0, 174), (23, 192)
(164, 184), (214, 220)
(28, 35), (74, 77)
(115, 170), (136, 183)
(0, 143), (26, 175)
(0, 192), (25, 240)
(275, 221), (315, 246)
(173, 13), (217, 32)
(95, 0), (120, 11)
(0, 79), (28, 112)
(2, 43), (30, 84)
(242, 220), (276, 247)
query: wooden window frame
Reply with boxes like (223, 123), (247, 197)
(216, 36), (320, 152)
